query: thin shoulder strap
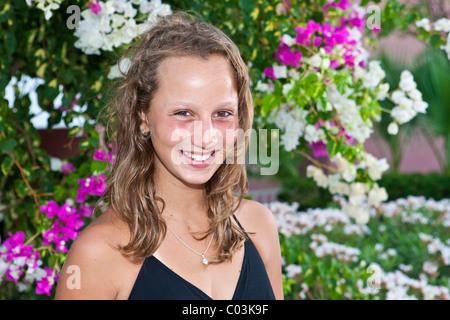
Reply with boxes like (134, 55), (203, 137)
(232, 215), (249, 238)
(232, 214), (244, 229)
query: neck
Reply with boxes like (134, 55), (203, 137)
(153, 163), (208, 223)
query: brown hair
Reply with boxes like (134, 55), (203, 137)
(103, 11), (254, 263)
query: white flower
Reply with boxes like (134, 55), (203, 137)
(433, 18), (450, 33)
(307, 54), (322, 68)
(281, 129), (302, 151)
(50, 157), (62, 171)
(281, 34), (296, 47)
(304, 124), (324, 143)
(416, 18), (431, 31)
(376, 83), (390, 101)
(327, 174), (349, 195)
(399, 71), (417, 92)
(282, 83), (293, 97)
(391, 90), (406, 104)
(365, 60), (386, 89)
(368, 184), (388, 206)
(387, 122), (399, 135)
(321, 58), (331, 69)
(74, 0), (172, 55)
(407, 88), (422, 101)
(444, 33), (450, 61)
(422, 261), (439, 276)
(273, 65), (287, 79)
(332, 153), (357, 182)
(343, 203), (369, 225)
(399, 264), (413, 273)
(123, 1), (138, 18)
(363, 153), (390, 180)
(349, 182), (368, 207)
(306, 165), (328, 188)
(255, 80), (270, 93)
(285, 264), (302, 278)
(30, 0), (61, 20)
(392, 97), (416, 124)
(413, 100), (428, 113)
(107, 57), (132, 79)
(288, 69), (300, 80)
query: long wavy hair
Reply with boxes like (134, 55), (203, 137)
(103, 11), (254, 264)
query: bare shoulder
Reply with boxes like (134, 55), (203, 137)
(55, 209), (130, 299)
(234, 197), (284, 299)
(233, 198), (280, 260)
(234, 198), (277, 236)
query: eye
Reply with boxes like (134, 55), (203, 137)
(174, 110), (192, 117)
(215, 110), (233, 118)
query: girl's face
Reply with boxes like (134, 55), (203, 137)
(142, 54), (239, 187)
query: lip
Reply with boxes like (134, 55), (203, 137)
(179, 149), (216, 168)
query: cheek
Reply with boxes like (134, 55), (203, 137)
(216, 119), (240, 150)
(152, 120), (190, 152)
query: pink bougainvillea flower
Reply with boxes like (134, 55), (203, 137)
(40, 200), (60, 219)
(264, 68), (276, 81)
(78, 204), (93, 218)
(35, 267), (57, 296)
(313, 36), (323, 47)
(61, 162), (74, 175)
(372, 26), (382, 33)
(76, 174), (107, 203)
(89, 0), (101, 16)
(93, 148), (111, 162)
(40, 201), (85, 253)
(324, 0), (351, 11)
(275, 43), (302, 67)
(308, 141), (328, 158)
(330, 59), (340, 68)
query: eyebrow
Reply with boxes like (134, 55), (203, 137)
(169, 101), (238, 110)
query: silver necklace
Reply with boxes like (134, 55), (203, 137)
(166, 223), (215, 265)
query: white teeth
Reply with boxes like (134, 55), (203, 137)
(182, 150), (213, 161)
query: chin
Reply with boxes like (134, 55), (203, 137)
(180, 162), (222, 181)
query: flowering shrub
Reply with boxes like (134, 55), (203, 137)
(252, 1), (437, 225)
(73, 0), (171, 55)
(0, 0), (448, 299)
(269, 196), (449, 299)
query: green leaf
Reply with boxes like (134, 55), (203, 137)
(1, 139), (17, 153)
(78, 139), (90, 152)
(68, 126), (81, 137)
(48, 255), (57, 268)
(14, 179), (27, 198)
(90, 160), (108, 173)
(53, 185), (67, 202)
(360, 105), (370, 121)
(1, 156), (13, 176)
(261, 93), (280, 117)
(326, 139), (340, 158)
(0, 2), (11, 22)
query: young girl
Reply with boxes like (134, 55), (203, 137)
(55, 11), (283, 300)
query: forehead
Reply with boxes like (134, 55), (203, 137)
(153, 55), (238, 107)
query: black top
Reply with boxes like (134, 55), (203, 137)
(128, 217), (275, 300)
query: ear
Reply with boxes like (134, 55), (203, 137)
(140, 110), (150, 132)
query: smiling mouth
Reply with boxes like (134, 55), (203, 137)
(180, 149), (216, 162)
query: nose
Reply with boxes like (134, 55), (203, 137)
(192, 118), (219, 150)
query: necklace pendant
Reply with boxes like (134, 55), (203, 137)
(202, 255), (208, 265)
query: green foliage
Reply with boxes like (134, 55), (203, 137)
(278, 198), (449, 300)
(278, 172), (450, 210)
